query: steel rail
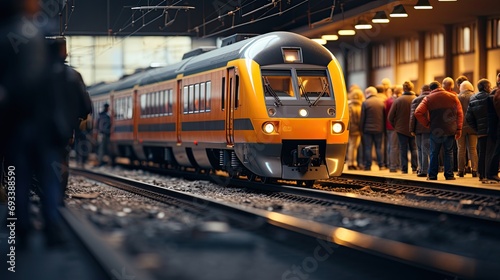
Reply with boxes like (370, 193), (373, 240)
(71, 168), (499, 279)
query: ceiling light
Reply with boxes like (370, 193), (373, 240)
(372, 11), (390, 23)
(311, 38), (327, 45)
(321, 35), (338, 41)
(355, 20), (372, 29)
(414, 0), (433, 9)
(438, 0), (457, 1)
(338, 28), (356, 36)
(390, 5), (408, 17)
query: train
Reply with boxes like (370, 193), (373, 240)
(88, 31), (349, 186)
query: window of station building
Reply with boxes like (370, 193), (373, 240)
(456, 25), (475, 53)
(347, 50), (364, 72)
(183, 81), (212, 114)
(397, 38), (418, 64)
(487, 18), (500, 49)
(425, 32), (444, 59)
(372, 43), (391, 69)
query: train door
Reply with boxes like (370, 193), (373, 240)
(176, 79), (182, 144)
(225, 67), (237, 147)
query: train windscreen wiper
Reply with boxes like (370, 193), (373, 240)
(298, 80), (312, 107)
(312, 79), (329, 106)
(263, 77), (283, 107)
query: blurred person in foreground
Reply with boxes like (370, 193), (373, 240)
(0, 0), (66, 246)
(46, 36), (92, 203)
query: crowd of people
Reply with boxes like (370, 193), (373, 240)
(347, 75), (500, 183)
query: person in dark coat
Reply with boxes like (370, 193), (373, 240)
(465, 79), (491, 182)
(415, 77), (463, 180)
(456, 81), (478, 177)
(360, 86), (386, 171)
(388, 81), (417, 174)
(410, 84), (432, 177)
(97, 103), (112, 166)
(46, 36), (93, 200)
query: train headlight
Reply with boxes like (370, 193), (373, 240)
(263, 122), (276, 134)
(299, 108), (308, 117)
(332, 122), (344, 134)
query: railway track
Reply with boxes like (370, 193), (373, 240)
(322, 174), (500, 220)
(71, 167), (500, 279)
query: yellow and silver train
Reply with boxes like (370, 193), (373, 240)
(89, 31), (349, 185)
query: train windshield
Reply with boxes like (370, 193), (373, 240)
(297, 70), (330, 98)
(262, 69), (332, 105)
(262, 70), (295, 99)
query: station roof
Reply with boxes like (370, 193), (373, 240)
(59, 0), (500, 44)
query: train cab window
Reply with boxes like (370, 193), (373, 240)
(261, 70), (295, 99)
(296, 70), (331, 99)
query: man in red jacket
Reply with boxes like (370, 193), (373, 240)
(415, 78), (463, 180)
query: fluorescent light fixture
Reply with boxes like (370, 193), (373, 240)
(372, 11), (390, 23)
(338, 29), (356, 36)
(354, 20), (372, 29)
(414, 0), (433, 9)
(321, 34), (338, 41)
(390, 5), (408, 17)
(311, 38), (327, 45)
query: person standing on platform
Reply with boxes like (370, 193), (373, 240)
(46, 36), (92, 201)
(385, 86), (402, 172)
(466, 79), (492, 182)
(456, 81), (478, 177)
(415, 78), (463, 180)
(360, 86), (386, 171)
(97, 103), (112, 166)
(346, 89), (363, 170)
(388, 81), (417, 174)
(410, 84), (432, 177)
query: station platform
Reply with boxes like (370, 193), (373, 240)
(341, 163), (500, 190)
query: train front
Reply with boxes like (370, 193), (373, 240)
(231, 32), (349, 182)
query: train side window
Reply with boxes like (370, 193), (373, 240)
(194, 83), (200, 113)
(140, 94), (146, 117)
(234, 75), (239, 109)
(168, 89), (173, 115)
(221, 77), (225, 111)
(127, 96), (132, 119)
(296, 70), (332, 98)
(155, 91), (160, 117)
(206, 81), (211, 112)
(200, 82), (206, 112)
(146, 93), (150, 117)
(183, 86), (189, 114)
(189, 85), (194, 113)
